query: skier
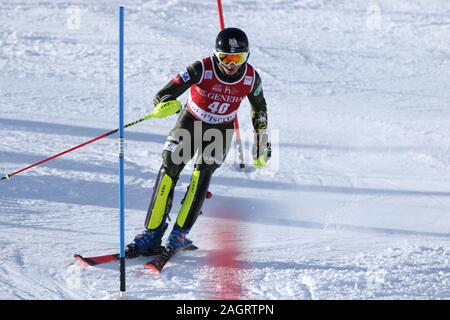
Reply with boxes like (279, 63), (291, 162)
(126, 27), (271, 258)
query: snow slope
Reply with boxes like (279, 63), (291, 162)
(1, 0), (449, 299)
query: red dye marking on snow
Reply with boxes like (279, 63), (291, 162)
(205, 208), (243, 300)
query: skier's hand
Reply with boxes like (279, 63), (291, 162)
(252, 131), (272, 168)
(147, 100), (181, 119)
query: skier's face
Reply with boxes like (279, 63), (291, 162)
(218, 62), (242, 76)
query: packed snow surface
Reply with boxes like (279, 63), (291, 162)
(1, 0), (449, 299)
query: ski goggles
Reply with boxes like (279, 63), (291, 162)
(214, 50), (249, 66)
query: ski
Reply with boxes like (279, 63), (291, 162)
(144, 240), (198, 273)
(74, 242), (197, 271)
(74, 246), (164, 267)
(74, 253), (120, 267)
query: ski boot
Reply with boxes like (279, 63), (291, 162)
(166, 224), (192, 253)
(126, 223), (168, 258)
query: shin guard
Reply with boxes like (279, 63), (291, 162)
(176, 169), (212, 231)
(144, 166), (175, 230)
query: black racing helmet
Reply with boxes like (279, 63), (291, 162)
(215, 27), (249, 53)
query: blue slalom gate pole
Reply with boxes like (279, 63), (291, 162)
(118, 6), (126, 299)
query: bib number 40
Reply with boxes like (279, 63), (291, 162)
(208, 102), (230, 114)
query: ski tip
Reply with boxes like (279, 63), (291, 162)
(73, 253), (120, 267)
(73, 254), (93, 267)
(73, 254), (85, 262)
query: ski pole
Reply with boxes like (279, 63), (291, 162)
(1, 117), (145, 181)
(1, 100), (180, 181)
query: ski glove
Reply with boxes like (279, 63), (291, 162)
(252, 131), (272, 168)
(146, 100), (181, 119)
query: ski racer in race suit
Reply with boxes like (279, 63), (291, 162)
(126, 27), (271, 257)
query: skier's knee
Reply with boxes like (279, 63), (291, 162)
(195, 162), (219, 175)
(160, 151), (181, 179)
(163, 163), (182, 180)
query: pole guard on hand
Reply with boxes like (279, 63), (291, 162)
(253, 145), (272, 168)
(146, 100), (181, 119)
